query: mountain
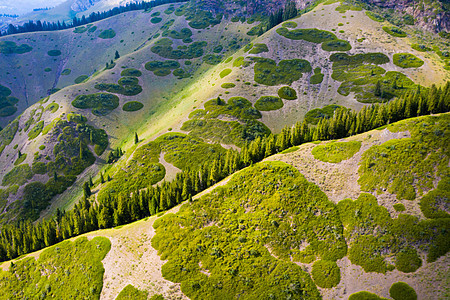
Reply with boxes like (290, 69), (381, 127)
(0, 0), (448, 299)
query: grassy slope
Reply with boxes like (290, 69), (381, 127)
(0, 1), (448, 221)
(1, 113), (448, 300)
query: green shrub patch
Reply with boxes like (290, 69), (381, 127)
(220, 68), (232, 78)
(121, 68), (142, 77)
(310, 67), (324, 84)
(2, 164), (33, 186)
(282, 21), (297, 28)
(0, 84), (18, 117)
(152, 161), (347, 298)
(151, 38), (207, 59)
(311, 260), (341, 288)
(203, 54), (222, 65)
(249, 43), (269, 54)
(116, 285), (148, 300)
(0, 237), (110, 299)
(145, 60), (180, 76)
(359, 114), (449, 200)
(395, 247), (422, 273)
(98, 28), (116, 39)
(47, 49), (61, 56)
(255, 96), (284, 111)
(61, 69), (71, 75)
(252, 57), (311, 86)
(28, 120), (44, 140)
(0, 41), (32, 54)
(162, 28), (192, 40)
(312, 141), (361, 163)
(123, 101), (144, 111)
(72, 93), (119, 116)
(305, 104), (343, 124)
(322, 39), (351, 52)
(393, 53), (424, 68)
(390, 282), (417, 300)
(277, 27), (337, 43)
(278, 86), (297, 100)
(411, 44), (430, 52)
(366, 11), (384, 22)
(74, 75), (88, 84)
(221, 83), (235, 88)
(419, 178), (449, 219)
(383, 26), (407, 38)
(393, 203), (406, 212)
(349, 291), (387, 300)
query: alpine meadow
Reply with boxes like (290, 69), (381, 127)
(0, 0), (449, 299)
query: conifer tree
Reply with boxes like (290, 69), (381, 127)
(134, 132), (139, 144)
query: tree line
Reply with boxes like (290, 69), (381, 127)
(0, 82), (448, 262)
(0, 0), (187, 37)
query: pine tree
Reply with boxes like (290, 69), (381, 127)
(134, 132), (139, 144)
(114, 50), (120, 59)
(53, 171), (58, 181)
(83, 182), (91, 198)
(100, 172), (105, 184)
(374, 80), (382, 97)
(89, 176), (93, 187)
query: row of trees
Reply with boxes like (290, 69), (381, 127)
(267, 1), (298, 31)
(0, 82), (448, 261)
(0, 0), (187, 37)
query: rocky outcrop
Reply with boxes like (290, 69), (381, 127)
(71, 0), (102, 12)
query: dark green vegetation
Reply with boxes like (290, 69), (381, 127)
(282, 21), (297, 28)
(389, 282), (417, 300)
(254, 96), (284, 111)
(74, 75), (89, 84)
(383, 26), (407, 38)
(45, 102), (59, 113)
(121, 68), (142, 77)
(123, 101), (144, 112)
(349, 291), (387, 300)
(162, 28), (192, 42)
(116, 284), (149, 300)
(203, 54), (222, 65)
(220, 68), (231, 78)
(47, 49), (61, 56)
(98, 28), (116, 39)
(411, 44), (431, 52)
(278, 86), (297, 100)
(393, 53), (424, 68)
(304, 104), (343, 125)
(151, 17), (163, 24)
(335, 2), (362, 13)
(312, 141), (361, 163)
(1, 80), (448, 266)
(419, 178), (449, 219)
(61, 69), (71, 75)
(339, 192), (449, 273)
(330, 52), (414, 103)
(182, 97), (268, 146)
(27, 120), (44, 140)
(0, 84), (18, 117)
(322, 39), (351, 52)
(249, 43), (269, 54)
(310, 67), (324, 84)
(0, 120), (18, 155)
(311, 260), (340, 288)
(276, 27), (337, 43)
(359, 114), (449, 200)
(366, 11), (384, 22)
(252, 57), (311, 86)
(151, 38), (207, 60)
(152, 161), (346, 299)
(72, 93), (119, 116)
(146, 60), (180, 76)
(0, 41), (32, 54)
(221, 83), (235, 88)
(393, 203), (406, 212)
(0, 237), (110, 299)
(95, 75), (143, 96)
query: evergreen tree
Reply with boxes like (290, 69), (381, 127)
(114, 50), (120, 59)
(134, 132), (139, 144)
(83, 182), (91, 198)
(374, 80), (382, 97)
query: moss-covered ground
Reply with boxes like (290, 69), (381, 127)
(312, 141), (361, 163)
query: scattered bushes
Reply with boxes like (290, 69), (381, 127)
(72, 93), (119, 116)
(0, 41), (32, 54)
(151, 38), (207, 59)
(2, 164), (33, 186)
(310, 67), (324, 84)
(123, 101), (144, 111)
(203, 54), (222, 65)
(253, 57), (311, 86)
(98, 28), (116, 39)
(163, 28), (192, 40)
(393, 53), (424, 68)
(311, 260), (341, 288)
(278, 86), (297, 100)
(389, 282), (417, 300)
(312, 141), (361, 163)
(255, 96), (284, 111)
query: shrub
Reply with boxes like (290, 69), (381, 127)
(311, 260), (340, 288)
(393, 53), (424, 68)
(366, 11), (384, 22)
(145, 60), (180, 76)
(116, 284), (148, 300)
(123, 101), (144, 112)
(74, 75), (89, 84)
(395, 247), (422, 273)
(118, 76), (139, 86)
(411, 44), (430, 52)
(0, 41), (32, 54)
(249, 43), (269, 54)
(312, 141), (361, 163)
(255, 96), (283, 111)
(393, 203), (406, 212)
(278, 86), (297, 100)
(45, 102), (59, 113)
(14, 153), (27, 166)
(282, 21), (297, 28)
(61, 69), (71, 75)
(72, 93), (119, 116)
(389, 282), (417, 300)
(383, 26), (407, 38)
(98, 29), (116, 39)
(220, 69), (232, 78)
(419, 180), (450, 218)
(349, 291), (386, 300)
(253, 57), (311, 86)
(221, 83), (235, 89)
(203, 54), (222, 65)
(277, 27), (337, 43)
(305, 105), (343, 124)
(121, 68), (142, 77)
(322, 39), (351, 52)
(47, 49), (61, 56)
(28, 120), (44, 140)
(151, 38), (207, 59)
(2, 164), (33, 186)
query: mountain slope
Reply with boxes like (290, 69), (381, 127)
(0, 0), (448, 225)
(0, 113), (448, 299)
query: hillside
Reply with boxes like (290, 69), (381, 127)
(0, 113), (448, 299)
(0, 0), (448, 227)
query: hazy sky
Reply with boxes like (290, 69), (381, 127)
(0, 0), (66, 15)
